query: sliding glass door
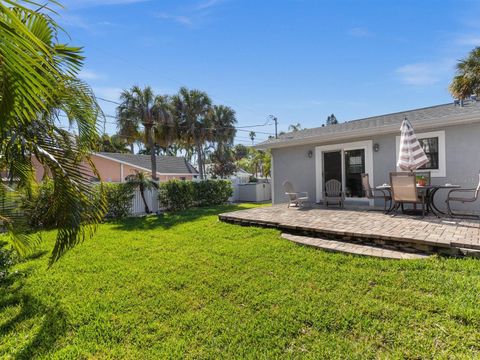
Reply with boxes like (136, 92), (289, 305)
(316, 141), (372, 203)
(344, 149), (365, 198)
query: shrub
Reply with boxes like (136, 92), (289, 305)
(193, 180), (232, 207)
(103, 183), (134, 219)
(159, 179), (232, 211)
(0, 241), (17, 281)
(159, 180), (194, 212)
(20, 179), (57, 229)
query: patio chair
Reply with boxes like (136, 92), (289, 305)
(283, 180), (310, 208)
(324, 179), (344, 208)
(390, 172), (426, 218)
(446, 173), (480, 218)
(361, 173), (392, 213)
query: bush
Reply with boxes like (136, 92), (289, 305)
(103, 183), (134, 219)
(158, 180), (194, 212)
(0, 241), (17, 282)
(193, 180), (233, 207)
(159, 179), (232, 211)
(20, 179), (57, 229)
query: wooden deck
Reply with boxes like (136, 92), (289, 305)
(219, 205), (480, 257)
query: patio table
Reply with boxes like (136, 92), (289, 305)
(376, 184), (460, 217)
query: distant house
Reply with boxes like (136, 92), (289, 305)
(33, 152), (198, 183)
(255, 101), (480, 211)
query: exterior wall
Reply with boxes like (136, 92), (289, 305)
(32, 154), (195, 183)
(272, 122), (480, 212)
(272, 144), (317, 204)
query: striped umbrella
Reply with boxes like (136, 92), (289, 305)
(397, 117), (429, 171)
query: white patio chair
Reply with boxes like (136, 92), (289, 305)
(283, 180), (310, 208)
(324, 179), (344, 208)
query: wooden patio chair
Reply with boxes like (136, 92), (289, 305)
(283, 180), (310, 208)
(446, 173), (480, 218)
(324, 179), (344, 208)
(390, 172), (426, 218)
(361, 173), (391, 213)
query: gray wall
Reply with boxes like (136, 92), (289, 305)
(272, 123), (480, 211)
(272, 144), (316, 204)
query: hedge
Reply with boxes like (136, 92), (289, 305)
(159, 179), (232, 211)
(103, 183), (134, 219)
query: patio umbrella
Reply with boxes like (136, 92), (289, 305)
(397, 117), (429, 171)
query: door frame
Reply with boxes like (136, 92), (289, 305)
(315, 140), (374, 205)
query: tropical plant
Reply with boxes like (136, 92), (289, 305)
(288, 123), (302, 132)
(209, 105), (237, 151)
(117, 86), (176, 180)
(0, 1), (106, 263)
(326, 114), (338, 125)
(126, 171), (158, 214)
(172, 87), (213, 180)
(249, 131), (256, 145)
(449, 47), (480, 100)
(96, 133), (130, 153)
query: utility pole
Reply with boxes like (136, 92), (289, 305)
(269, 115), (278, 138)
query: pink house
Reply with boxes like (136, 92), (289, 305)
(33, 152), (198, 183)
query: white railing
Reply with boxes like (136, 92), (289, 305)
(131, 188), (159, 215)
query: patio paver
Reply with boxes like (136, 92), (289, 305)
(219, 205), (480, 256)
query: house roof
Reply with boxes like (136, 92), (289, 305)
(255, 100), (480, 149)
(95, 152), (198, 175)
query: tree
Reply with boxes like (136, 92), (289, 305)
(449, 47), (480, 100)
(96, 134), (130, 153)
(209, 105), (237, 152)
(210, 148), (237, 178)
(234, 144), (249, 160)
(249, 131), (256, 145)
(326, 114), (338, 125)
(126, 171), (157, 214)
(117, 86), (175, 180)
(0, 1), (106, 263)
(172, 87), (212, 180)
(288, 123), (302, 132)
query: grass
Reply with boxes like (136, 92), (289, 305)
(1, 203), (479, 359)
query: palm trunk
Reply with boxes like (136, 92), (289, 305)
(130, 143), (134, 154)
(139, 185), (150, 214)
(196, 142), (204, 180)
(145, 124), (157, 181)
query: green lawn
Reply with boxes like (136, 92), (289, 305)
(1, 204), (479, 359)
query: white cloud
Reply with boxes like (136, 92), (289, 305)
(348, 27), (373, 38)
(93, 87), (123, 102)
(395, 60), (455, 86)
(155, 13), (193, 26)
(455, 35), (480, 47)
(196, 0), (224, 10)
(79, 69), (104, 81)
(62, 0), (149, 9)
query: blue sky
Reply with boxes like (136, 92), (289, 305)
(55, 0), (480, 145)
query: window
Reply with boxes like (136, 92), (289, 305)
(418, 137), (439, 170)
(395, 130), (446, 177)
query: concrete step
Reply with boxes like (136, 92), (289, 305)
(281, 233), (429, 260)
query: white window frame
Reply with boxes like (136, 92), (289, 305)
(395, 130), (446, 177)
(315, 140), (374, 205)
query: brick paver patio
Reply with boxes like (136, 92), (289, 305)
(219, 205), (480, 256)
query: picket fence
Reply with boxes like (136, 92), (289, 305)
(131, 188), (160, 215)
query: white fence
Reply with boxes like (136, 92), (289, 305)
(131, 188), (160, 215)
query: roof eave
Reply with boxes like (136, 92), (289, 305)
(255, 114), (480, 150)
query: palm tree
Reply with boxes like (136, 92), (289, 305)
(249, 131), (256, 145)
(288, 123), (302, 132)
(117, 86), (175, 180)
(209, 105), (237, 152)
(126, 171), (158, 214)
(0, 1), (105, 263)
(172, 87), (212, 179)
(450, 47), (480, 100)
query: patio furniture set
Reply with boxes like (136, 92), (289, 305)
(283, 171), (480, 219)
